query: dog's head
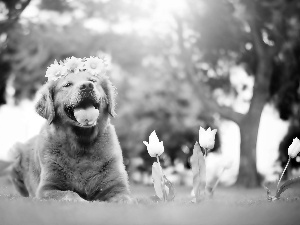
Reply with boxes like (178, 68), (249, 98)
(35, 71), (116, 128)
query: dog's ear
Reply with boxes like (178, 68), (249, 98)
(102, 78), (117, 117)
(35, 84), (55, 124)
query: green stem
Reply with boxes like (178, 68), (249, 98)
(212, 168), (225, 193)
(156, 155), (160, 165)
(277, 156), (291, 190)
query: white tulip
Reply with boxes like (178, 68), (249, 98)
(288, 137), (300, 159)
(143, 130), (164, 157)
(199, 126), (217, 150)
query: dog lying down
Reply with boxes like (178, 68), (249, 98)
(0, 57), (133, 203)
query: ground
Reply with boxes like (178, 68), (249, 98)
(0, 178), (300, 225)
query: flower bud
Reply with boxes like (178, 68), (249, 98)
(288, 137), (300, 158)
(143, 130), (164, 157)
(199, 127), (217, 150)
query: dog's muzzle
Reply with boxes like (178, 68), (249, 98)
(64, 83), (101, 127)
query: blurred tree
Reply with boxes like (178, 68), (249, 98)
(171, 0), (300, 187)
(6, 0), (159, 100)
(234, 0), (300, 186)
(274, 23), (300, 175)
(39, 0), (72, 12)
(0, 0), (31, 105)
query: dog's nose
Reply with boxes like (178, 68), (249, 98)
(80, 82), (94, 91)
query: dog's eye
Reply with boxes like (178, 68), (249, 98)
(63, 82), (72, 88)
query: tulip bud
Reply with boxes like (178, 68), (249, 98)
(288, 137), (300, 158)
(143, 130), (164, 157)
(199, 127), (217, 150)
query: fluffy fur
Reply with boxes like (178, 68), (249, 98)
(4, 72), (132, 203)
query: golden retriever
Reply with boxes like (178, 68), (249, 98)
(2, 71), (132, 203)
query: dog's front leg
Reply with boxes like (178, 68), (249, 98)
(37, 184), (86, 202)
(108, 193), (136, 204)
(104, 185), (135, 204)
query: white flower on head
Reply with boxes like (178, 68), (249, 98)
(64, 56), (84, 73)
(45, 56), (109, 81)
(84, 56), (105, 76)
(199, 126), (217, 150)
(143, 130), (164, 157)
(288, 137), (300, 158)
(45, 60), (67, 81)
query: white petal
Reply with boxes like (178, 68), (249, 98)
(199, 126), (206, 133)
(145, 131), (164, 157)
(288, 138), (299, 158)
(211, 129), (217, 135)
(148, 150), (156, 157)
(149, 130), (160, 143)
(143, 141), (149, 147)
(199, 126), (206, 147)
(296, 139), (300, 157)
(157, 141), (164, 156)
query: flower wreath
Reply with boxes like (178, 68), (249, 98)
(45, 56), (108, 81)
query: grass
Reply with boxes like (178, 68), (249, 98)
(0, 178), (300, 225)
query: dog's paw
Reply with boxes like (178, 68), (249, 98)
(108, 194), (137, 204)
(61, 191), (87, 202)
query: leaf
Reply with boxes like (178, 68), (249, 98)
(164, 175), (175, 201)
(152, 162), (164, 199)
(190, 142), (206, 203)
(263, 185), (278, 201)
(276, 176), (300, 198)
(149, 195), (162, 203)
(206, 163), (231, 197)
(151, 162), (176, 202)
(205, 175), (218, 197)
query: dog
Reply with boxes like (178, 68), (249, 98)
(0, 70), (133, 203)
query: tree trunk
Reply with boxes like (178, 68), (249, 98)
(0, 60), (10, 105)
(0, 0), (32, 105)
(236, 58), (271, 187)
(236, 99), (265, 187)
